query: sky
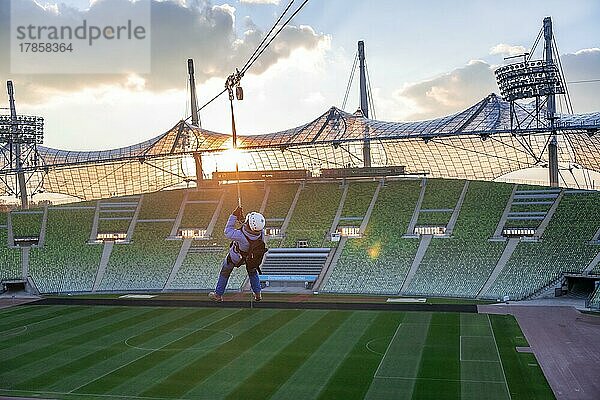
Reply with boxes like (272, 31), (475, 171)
(1, 0), (599, 152)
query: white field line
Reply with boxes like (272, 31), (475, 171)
(0, 325), (27, 336)
(373, 376), (507, 383)
(1, 307), (103, 338)
(0, 388), (179, 400)
(365, 336), (392, 356)
(373, 322), (403, 378)
(488, 314), (512, 400)
(68, 309), (242, 394)
(123, 329), (234, 352)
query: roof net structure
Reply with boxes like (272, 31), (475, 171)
(1, 93), (599, 200)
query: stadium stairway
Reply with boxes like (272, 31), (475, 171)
(477, 238), (520, 298)
(492, 187), (562, 239)
(583, 251), (600, 275)
(8, 207), (47, 246)
(162, 238), (193, 290)
(399, 234), (432, 293)
(169, 188), (225, 239)
(91, 195), (142, 242)
(328, 183), (349, 237)
(405, 178), (427, 236)
(92, 241), (113, 292)
(279, 184), (303, 239)
(483, 190), (600, 300)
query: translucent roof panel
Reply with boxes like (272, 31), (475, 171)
(1, 94), (599, 200)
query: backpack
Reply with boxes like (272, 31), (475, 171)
(230, 229), (268, 273)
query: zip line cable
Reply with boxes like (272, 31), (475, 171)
(223, 0), (310, 207)
(229, 94), (242, 207)
(184, 0), (308, 123)
(240, 0), (297, 74)
(240, 0), (310, 76)
(185, 0), (309, 123)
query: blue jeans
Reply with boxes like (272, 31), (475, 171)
(215, 257), (261, 296)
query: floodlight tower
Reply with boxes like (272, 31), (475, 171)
(494, 16), (566, 187)
(7, 82), (28, 208)
(358, 41), (372, 167)
(0, 81), (45, 208)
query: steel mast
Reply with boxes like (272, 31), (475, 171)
(358, 41), (371, 167)
(7, 81), (28, 209)
(544, 17), (559, 187)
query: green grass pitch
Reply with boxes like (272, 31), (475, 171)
(0, 305), (554, 399)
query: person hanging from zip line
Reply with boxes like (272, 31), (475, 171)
(209, 205), (267, 302)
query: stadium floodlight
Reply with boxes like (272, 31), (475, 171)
(494, 60), (565, 102)
(0, 115), (44, 143)
(0, 114), (44, 144)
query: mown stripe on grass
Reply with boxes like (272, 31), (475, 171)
(317, 311), (405, 400)
(0, 306), (100, 350)
(2, 307), (147, 388)
(224, 310), (351, 400)
(0, 307), (131, 371)
(364, 312), (432, 400)
(270, 310), (378, 400)
(140, 309), (303, 399)
(0, 305), (73, 323)
(11, 307), (195, 391)
(72, 308), (247, 395)
(161, 310), (314, 399)
(182, 310), (325, 399)
(48, 308), (227, 393)
(0, 305), (88, 334)
(460, 313), (509, 400)
(0, 304), (60, 316)
(489, 314), (554, 400)
(106, 309), (283, 398)
(0, 304), (40, 316)
(411, 312), (461, 400)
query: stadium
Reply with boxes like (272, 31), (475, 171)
(1, 2), (600, 400)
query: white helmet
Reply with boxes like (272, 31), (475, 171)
(245, 211), (266, 232)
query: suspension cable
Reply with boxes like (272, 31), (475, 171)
(365, 61), (376, 119)
(568, 78), (600, 84)
(552, 36), (574, 114)
(342, 52), (358, 111)
(527, 27), (543, 61)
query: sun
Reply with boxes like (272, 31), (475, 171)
(214, 148), (252, 172)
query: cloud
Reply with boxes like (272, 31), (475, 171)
(303, 91), (325, 105)
(0, 0), (327, 103)
(380, 47), (600, 121)
(489, 43), (527, 57)
(560, 48), (600, 114)
(389, 60), (498, 120)
(240, 0), (279, 4)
